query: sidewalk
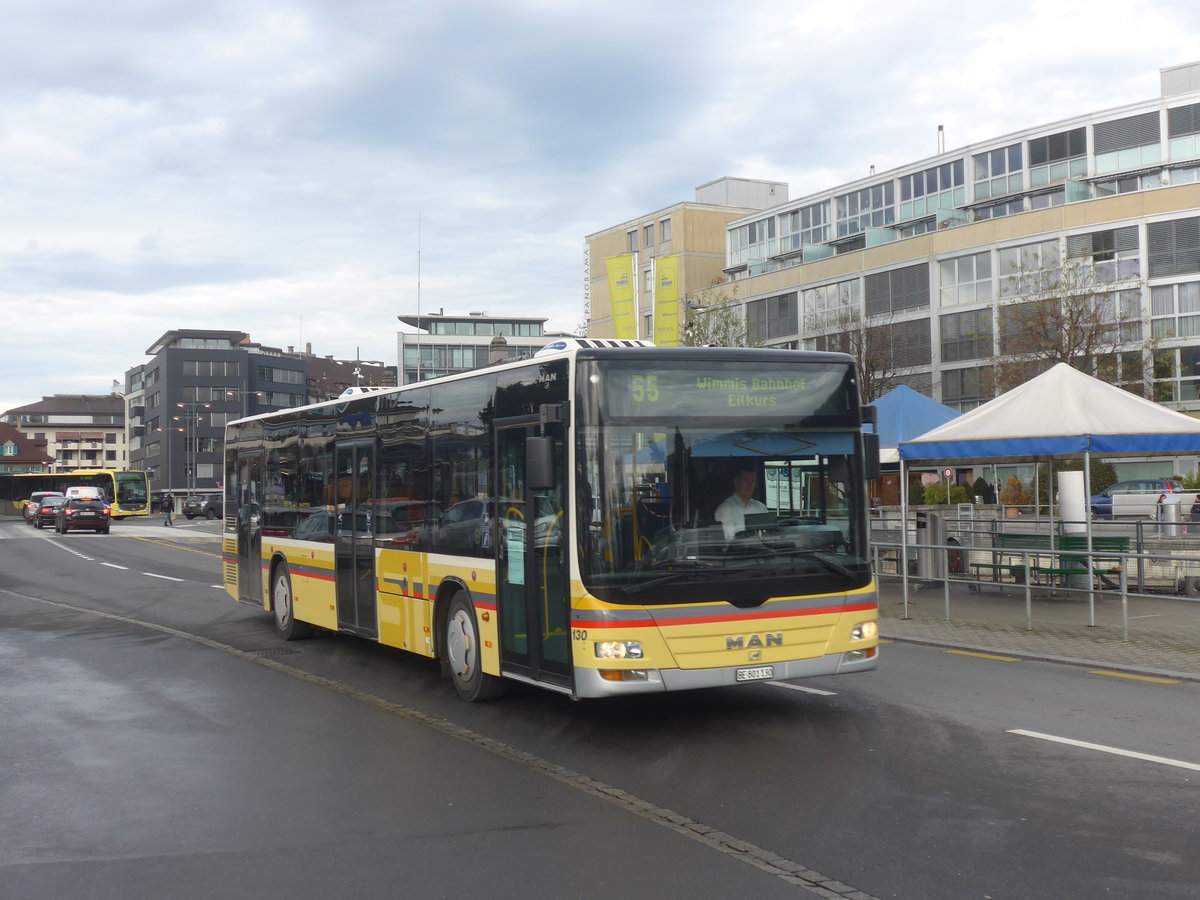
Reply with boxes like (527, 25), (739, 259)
(876, 577), (1200, 682)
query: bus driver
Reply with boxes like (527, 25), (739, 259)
(715, 466), (769, 539)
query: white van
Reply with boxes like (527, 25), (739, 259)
(65, 485), (106, 502)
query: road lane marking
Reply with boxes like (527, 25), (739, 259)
(944, 649), (1022, 662)
(101, 563), (129, 570)
(1087, 670), (1182, 685)
(0, 586), (877, 900)
(1008, 729), (1200, 772)
(770, 681), (837, 696)
(143, 573), (185, 582)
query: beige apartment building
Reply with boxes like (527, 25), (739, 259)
(584, 177), (787, 342)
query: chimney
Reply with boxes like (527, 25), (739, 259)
(489, 334), (508, 365)
(306, 342), (312, 355)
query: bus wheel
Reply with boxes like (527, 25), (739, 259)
(272, 565), (312, 641)
(444, 593), (504, 702)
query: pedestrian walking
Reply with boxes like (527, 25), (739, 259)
(163, 491), (174, 526)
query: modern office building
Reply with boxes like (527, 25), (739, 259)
(2, 395), (126, 473)
(396, 311), (567, 384)
(584, 177), (787, 342)
(586, 62), (1200, 435)
(126, 329), (307, 494)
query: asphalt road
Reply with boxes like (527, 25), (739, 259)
(2, 514), (1198, 899)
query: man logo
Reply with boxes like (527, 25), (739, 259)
(726, 633), (783, 650)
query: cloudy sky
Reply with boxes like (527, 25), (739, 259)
(4, 0), (1200, 414)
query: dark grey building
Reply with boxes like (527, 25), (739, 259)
(127, 329), (307, 494)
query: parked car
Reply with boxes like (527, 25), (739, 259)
(24, 491), (64, 525)
(202, 494), (223, 519)
(1089, 479), (1199, 517)
(31, 496), (68, 528)
(55, 497), (111, 534)
(183, 494), (222, 519)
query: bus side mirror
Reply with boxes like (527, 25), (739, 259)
(526, 437), (555, 491)
(863, 432), (881, 481)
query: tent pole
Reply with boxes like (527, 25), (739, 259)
(900, 458), (909, 617)
(1085, 451), (1096, 626)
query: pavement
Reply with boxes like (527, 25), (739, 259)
(877, 576), (1200, 682)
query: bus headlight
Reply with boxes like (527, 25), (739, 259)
(595, 640), (643, 660)
(852, 621), (878, 641)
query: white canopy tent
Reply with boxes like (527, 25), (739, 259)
(895, 364), (1200, 615)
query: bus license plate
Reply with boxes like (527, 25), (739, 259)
(736, 665), (774, 682)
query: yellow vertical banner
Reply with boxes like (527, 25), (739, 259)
(654, 255), (680, 346)
(606, 254), (637, 339)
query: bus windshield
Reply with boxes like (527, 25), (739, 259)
(576, 359), (871, 604)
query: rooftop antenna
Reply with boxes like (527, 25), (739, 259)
(937, 124), (945, 155)
(416, 211), (422, 383)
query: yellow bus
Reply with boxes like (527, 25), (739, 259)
(222, 343), (880, 700)
(2, 469), (151, 518)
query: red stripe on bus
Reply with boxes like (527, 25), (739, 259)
(571, 601), (876, 629)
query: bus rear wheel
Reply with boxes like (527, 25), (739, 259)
(444, 593), (504, 702)
(272, 565), (312, 641)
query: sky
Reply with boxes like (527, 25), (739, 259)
(4, 0), (1200, 415)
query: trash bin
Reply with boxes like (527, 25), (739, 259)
(1158, 495), (1187, 537)
(915, 511), (947, 580)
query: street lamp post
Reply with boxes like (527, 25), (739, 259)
(225, 389), (265, 419)
(174, 402), (212, 497)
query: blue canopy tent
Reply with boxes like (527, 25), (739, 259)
(867, 384), (959, 464)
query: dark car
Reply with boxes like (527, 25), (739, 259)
(24, 491), (64, 525)
(183, 494), (223, 519)
(55, 497), (111, 534)
(31, 496), (68, 528)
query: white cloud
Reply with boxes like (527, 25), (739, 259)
(3, 0), (1200, 414)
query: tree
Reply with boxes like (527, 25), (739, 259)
(683, 285), (761, 348)
(806, 304), (901, 403)
(994, 246), (1148, 393)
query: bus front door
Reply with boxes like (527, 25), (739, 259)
(496, 423), (570, 689)
(237, 455), (263, 605)
(334, 441), (378, 638)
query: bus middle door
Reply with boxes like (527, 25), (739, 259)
(334, 441), (378, 638)
(496, 421), (570, 689)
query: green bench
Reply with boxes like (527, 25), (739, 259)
(972, 533), (1129, 585)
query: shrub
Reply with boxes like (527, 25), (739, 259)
(922, 482), (973, 505)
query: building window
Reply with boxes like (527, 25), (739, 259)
(835, 184), (895, 238)
(864, 263), (929, 316)
(973, 143), (1023, 200)
(899, 160), (965, 221)
(627, 230), (637, 252)
(729, 217), (777, 272)
(1094, 111), (1161, 175)
(1066, 226), (1140, 283)
(643, 223), (654, 247)
(659, 217), (672, 242)
(941, 309), (993, 362)
(1028, 127), (1088, 187)
(1169, 101), (1200, 161)
(974, 198), (1025, 220)
(779, 202), (831, 253)
(1028, 189), (1065, 210)
(747, 293), (798, 341)
(942, 367), (993, 411)
(105, 450), (117, 461)
(939, 252), (992, 307)
(998, 239), (1060, 298)
(803, 278), (860, 326)
(1151, 282), (1200, 339)
(889, 318), (932, 367)
(1148, 217), (1200, 278)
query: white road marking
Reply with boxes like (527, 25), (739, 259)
(142, 573), (185, 582)
(1008, 729), (1200, 772)
(101, 562), (129, 570)
(769, 681), (837, 696)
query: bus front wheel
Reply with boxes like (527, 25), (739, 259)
(444, 593), (504, 702)
(272, 565), (312, 641)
